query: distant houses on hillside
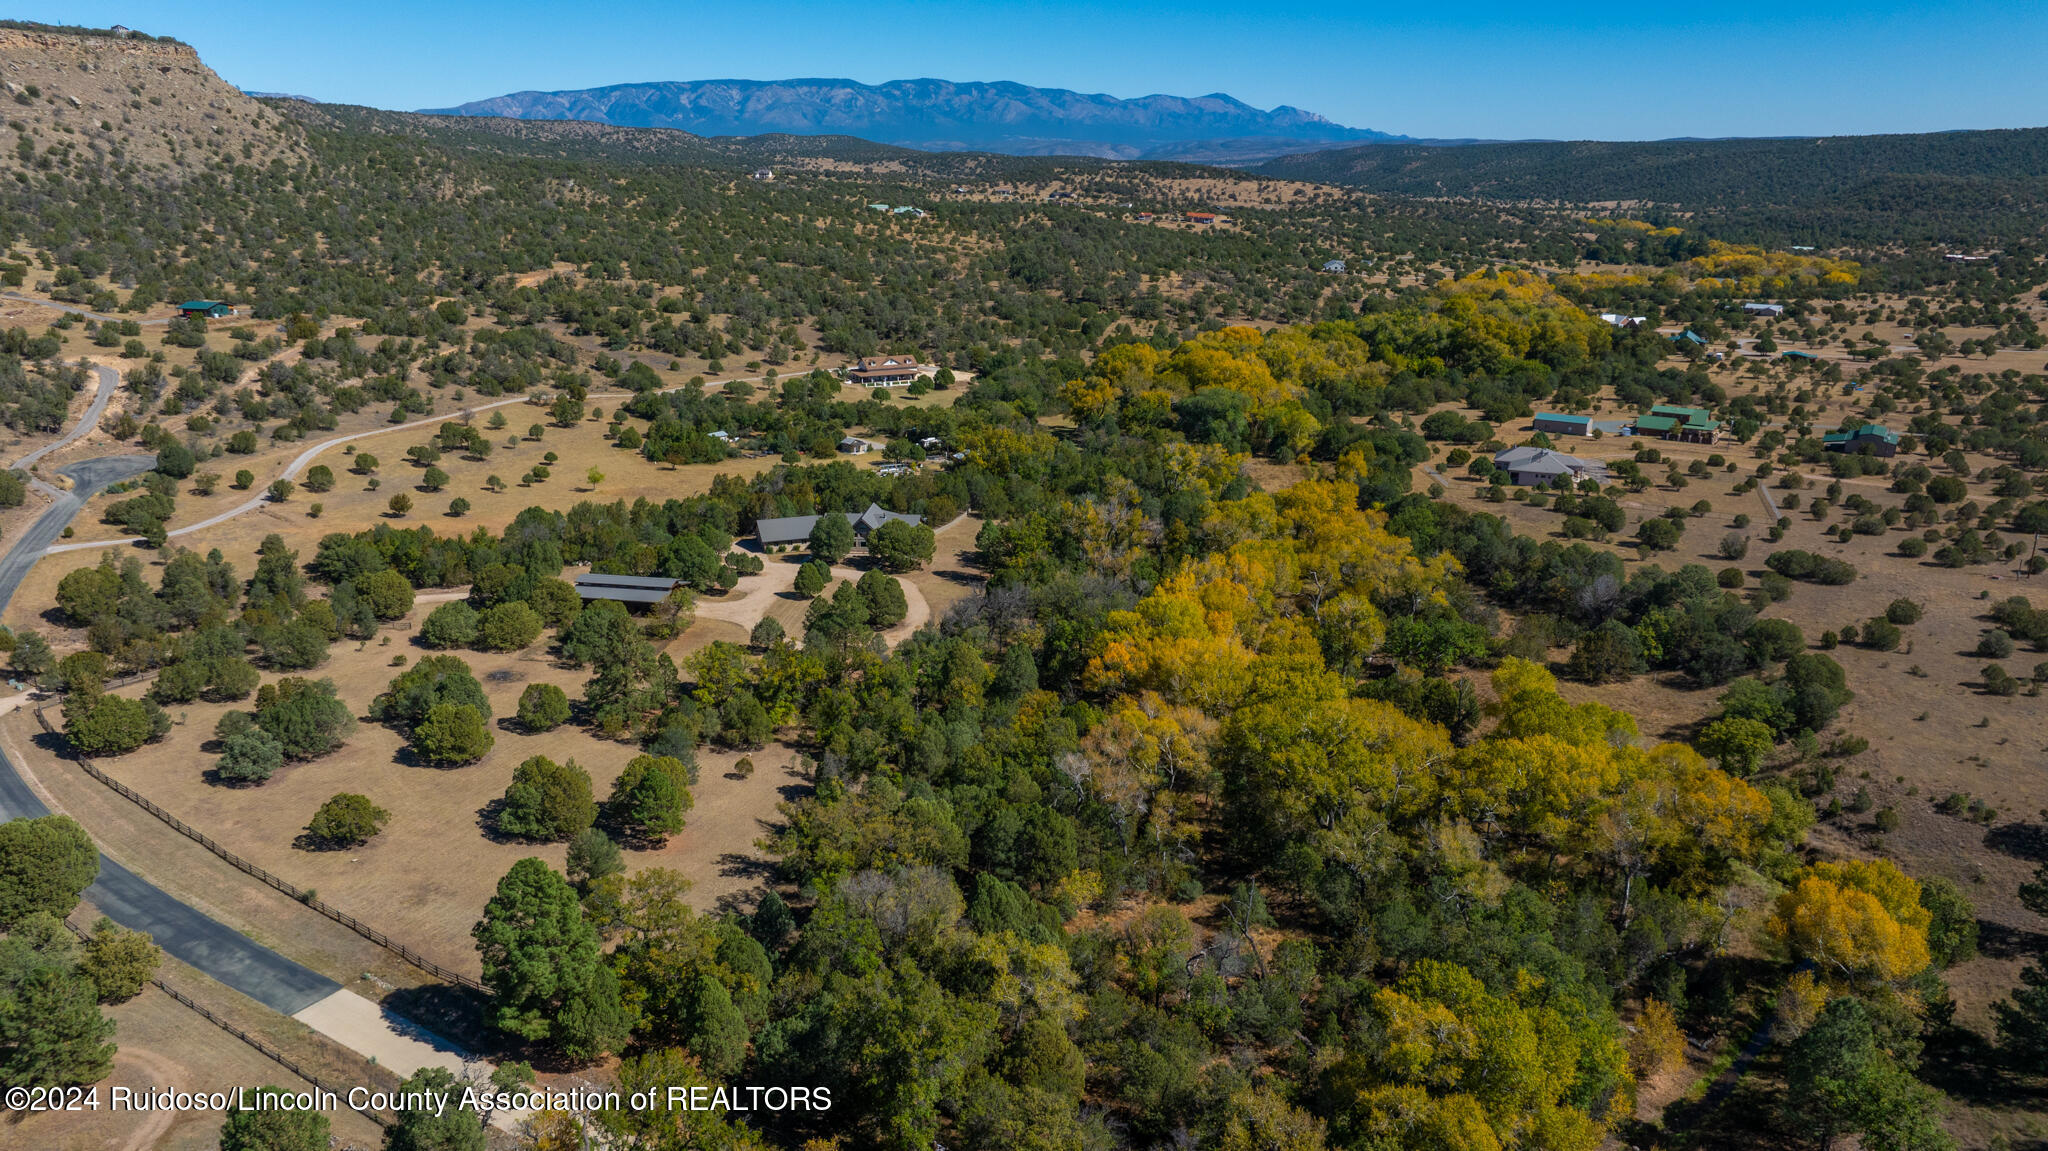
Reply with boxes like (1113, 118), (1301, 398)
(846, 354), (923, 387)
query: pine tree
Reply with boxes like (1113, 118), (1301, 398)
(473, 859), (626, 1061)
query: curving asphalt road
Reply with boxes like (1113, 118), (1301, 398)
(13, 362), (122, 500)
(0, 462), (340, 1016)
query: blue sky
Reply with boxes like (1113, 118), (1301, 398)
(33, 0), (2048, 139)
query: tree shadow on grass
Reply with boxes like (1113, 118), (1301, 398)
(1986, 821), (2048, 862)
(1921, 1019), (2048, 1110)
(1979, 918), (2048, 962)
(379, 982), (500, 1060)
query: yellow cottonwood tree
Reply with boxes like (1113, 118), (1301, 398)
(1770, 858), (1932, 983)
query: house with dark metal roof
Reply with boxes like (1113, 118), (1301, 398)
(755, 503), (924, 550)
(574, 572), (682, 607)
(1823, 424), (1900, 457)
(1492, 446), (1609, 487)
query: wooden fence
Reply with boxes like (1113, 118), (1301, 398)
(35, 702), (489, 995)
(148, 979), (393, 1128)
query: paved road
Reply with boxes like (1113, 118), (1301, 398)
(0, 456), (341, 1016)
(12, 362), (122, 499)
(0, 292), (172, 325)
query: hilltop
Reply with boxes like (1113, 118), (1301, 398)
(1255, 128), (2048, 244)
(0, 22), (302, 180)
(421, 76), (1398, 161)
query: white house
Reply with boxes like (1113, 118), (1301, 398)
(1743, 302), (1786, 317)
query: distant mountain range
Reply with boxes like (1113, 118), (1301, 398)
(421, 77), (1401, 161)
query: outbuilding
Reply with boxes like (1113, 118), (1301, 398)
(1531, 413), (1594, 437)
(178, 300), (237, 319)
(574, 572), (682, 608)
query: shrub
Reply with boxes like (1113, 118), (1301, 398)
(215, 728), (285, 784)
(420, 601), (480, 649)
(855, 569), (908, 628)
(516, 682), (571, 731)
(1636, 517), (1680, 551)
(477, 601), (544, 651)
(387, 493), (413, 517)
(0, 815), (99, 926)
(373, 654), (492, 731)
(413, 703), (494, 766)
(358, 568), (415, 620)
(1697, 716), (1774, 774)
(1765, 549), (1857, 585)
(495, 756), (596, 841)
(1717, 567), (1745, 589)
(1977, 630), (2015, 659)
(868, 518), (937, 572)
(1860, 617), (1902, 651)
(565, 828), (623, 887)
(1983, 665), (2020, 696)
(254, 677), (355, 760)
(1884, 599), (1923, 625)
(717, 691), (772, 749)
(749, 617), (785, 650)
(1897, 537), (1928, 558)
(306, 793), (389, 847)
(608, 754), (694, 842)
(1718, 533), (1749, 561)
(448, 497), (470, 517)
(63, 691), (169, 757)
(793, 560), (830, 598)
(302, 465), (334, 493)
(79, 918), (160, 1002)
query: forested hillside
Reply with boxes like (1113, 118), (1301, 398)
(1256, 129), (2048, 246)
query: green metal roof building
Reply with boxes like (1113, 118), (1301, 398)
(1634, 404), (1722, 443)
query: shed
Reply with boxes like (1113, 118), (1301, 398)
(574, 572), (682, 608)
(1531, 413), (1594, 437)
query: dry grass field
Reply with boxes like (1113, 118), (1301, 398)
(19, 515), (983, 979)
